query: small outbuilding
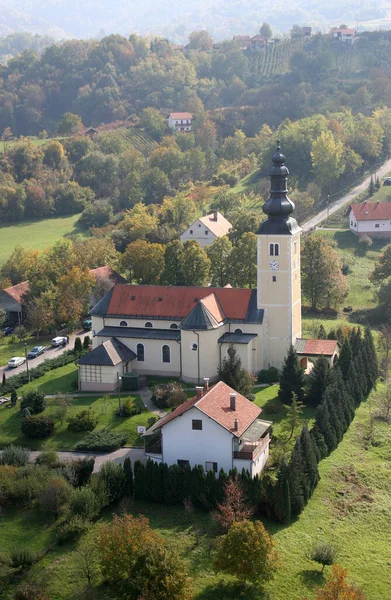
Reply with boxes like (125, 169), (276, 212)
(295, 338), (340, 370)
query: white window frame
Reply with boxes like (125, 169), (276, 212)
(162, 344), (171, 363)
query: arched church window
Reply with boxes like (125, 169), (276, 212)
(145, 322), (153, 328)
(119, 320), (128, 327)
(234, 328), (243, 334)
(274, 244), (279, 256)
(170, 323), (178, 329)
(162, 345), (170, 363)
(136, 343), (144, 362)
(269, 243), (274, 256)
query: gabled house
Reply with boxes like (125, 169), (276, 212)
(0, 281), (30, 322)
(331, 28), (357, 44)
(180, 210), (232, 247)
(349, 202), (391, 238)
(144, 380), (272, 477)
(89, 266), (127, 307)
(167, 112), (193, 132)
(295, 339), (340, 370)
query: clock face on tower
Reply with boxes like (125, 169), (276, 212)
(269, 260), (279, 270)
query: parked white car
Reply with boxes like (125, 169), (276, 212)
(8, 356), (26, 368)
(51, 336), (67, 347)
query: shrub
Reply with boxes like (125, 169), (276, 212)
(74, 337), (83, 353)
(308, 542), (338, 573)
(116, 398), (141, 417)
(20, 390), (46, 414)
(11, 465), (52, 504)
(67, 457), (95, 487)
(13, 581), (49, 600)
(39, 477), (72, 517)
(263, 402), (281, 415)
(258, 367), (279, 384)
(68, 486), (100, 520)
(0, 465), (17, 504)
(83, 335), (91, 349)
(57, 515), (90, 544)
(22, 415), (54, 438)
(97, 461), (126, 504)
(10, 389), (18, 407)
(67, 408), (97, 432)
(152, 382), (187, 409)
(76, 429), (128, 452)
(359, 234), (372, 249)
(10, 548), (37, 568)
(36, 450), (59, 468)
(0, 444), (30, 466)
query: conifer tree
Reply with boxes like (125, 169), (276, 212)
(218, 345), (255, 399)
(287, 437), (306, 516)
(307, 357), (332, 406)
(311, 426), (328, 459)
(337, 339), (352, 379)
(123, 457), (133, 497)
(314, 402), (337, 454)
(375, 176), (381, 190)
(274, 458), (291, 524)
(278, 345), (305, 404)
(283, 393), (304, 440)
(327, 328), (337, 341)
(325, 393), (343, 444)
(354, 351), (368, 398)
(364, 325), (378, 388)
(349, 327), (362, 355)
(318, 324), (327, 339)
(368, 174), (375, 196)
(299, 424), (320, 495)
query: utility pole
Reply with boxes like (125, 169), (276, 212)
(326, 194), (330, 222)
(117, 370), (122, 416)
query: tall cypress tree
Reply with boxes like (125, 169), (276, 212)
(314, 402), (337, 454)
(350, 327), (363, 355)
(307, 357), (332, 406)
(274, 458), (292, 524)
(299, 424), (320, 496)
(325, 393), (343, 444)
(347, 361), (363, 407)
(318, 324), (327, 339)
(364, 326), (378, 389)
(279, 345), (305, 404)
(337, 339), (352, 379)
(288, 437), (306, 516)
(355, 351), (367, 398)
(123, 457), (133, 497)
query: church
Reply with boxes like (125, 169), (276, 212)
(78, 144), (303, 391)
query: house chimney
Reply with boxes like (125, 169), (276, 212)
(233, 418), (238, 432)
(204, 377), (210, 391)
(230, 393), (237, 411)
(214, 210), (218, 221)
(196, 386), (204, 400)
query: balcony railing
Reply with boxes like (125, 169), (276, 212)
(233, 434), (270, 461)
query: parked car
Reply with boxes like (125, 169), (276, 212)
(51, 336), (67, 347)
(8, 356), (26, 368)
(2, 326), (15, 336)
(83, 318), (92, 331)
(27, 346), (46, 359)
(383, 177), (391, 186)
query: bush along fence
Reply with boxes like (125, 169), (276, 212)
(131, 326), (378, 525)
(0, 349), (88, 394)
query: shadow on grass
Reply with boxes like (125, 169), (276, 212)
(298, 569), (325, 588)
(195, 580), (269, 600)
(36, 372), (78, 395)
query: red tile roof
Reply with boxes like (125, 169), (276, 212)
(201, 293), (225, 323)
(90, 266), (127, 285)
(332, 28), (356, 34)
(169, 112), (193, 120)
(350, 202), (391, 221)
(107, 285), (252, 320)
(157, 381), (262, 437)
(4, 281), (30, 305)
(199, 211), (232, 237)
(296, 339), (339, 356)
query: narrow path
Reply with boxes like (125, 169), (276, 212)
(138, 375), (167, 418)
(302, 157), (391, 233)
(22, 448), (147, 473)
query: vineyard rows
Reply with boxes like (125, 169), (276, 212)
(252, 39), (304, 78)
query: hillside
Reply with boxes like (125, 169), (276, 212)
(0, 0), (389, 40)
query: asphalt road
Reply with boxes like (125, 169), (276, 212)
(302, 158), (391, 233)
(0, 330), (90, 379)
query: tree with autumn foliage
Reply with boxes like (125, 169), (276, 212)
(304, 564), (367, 600)
(213, 520), (278, 586)
(214, 476), (254, 532)
(121, 239), (165, 284)
(301, 235), (348, 310)
(96, 514), (189, 600)
(55, 266), (95, 328)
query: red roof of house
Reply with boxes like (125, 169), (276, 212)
(350, 202), (391, 221)
(90, 266), (127, 285)
(296, 339), (339, 356)
(156, 381), (262, 437)
(4, 281), (30, 305)
(332, 28), (356, 34)
(169, 112), (193, 120)
(106, 284), (252, 320)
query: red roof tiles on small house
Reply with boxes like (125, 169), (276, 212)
(90, 266), (127, 285)
(156, 381), (262, 437)
(106, 285), (253, 321)
(4, 281), (30, 305)
(169, 112), (193, 120)
(350, 202), (391, 222)
(295, 339), (339, 356)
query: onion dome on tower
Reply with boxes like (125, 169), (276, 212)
(257, 141), (301, 235)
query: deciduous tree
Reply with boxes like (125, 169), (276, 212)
(178, 240), (210, 286)
(206, 236), (233, 286)
(122, 240), (165, 284)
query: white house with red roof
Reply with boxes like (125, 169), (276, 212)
(144, 380), (272, 477)
(331, 28), (357, 44)
(349, 202), (391, 238)
(0, 281), (30, 322)
(180, 210), (232, 248)
(167, 112), (193, 132)
(295, 339), (340, 370)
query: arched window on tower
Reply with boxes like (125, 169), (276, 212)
(274, 243), (279, 256)
(269, 243), (274, 256)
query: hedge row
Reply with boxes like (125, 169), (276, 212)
(0, 349), (88, 394)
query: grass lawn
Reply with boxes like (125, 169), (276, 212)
(17, 362), (79, 395)
(9, 388), (389, 600)
(146, 374), (181, 388)
(0, 333), (56, 367)
(0, 214), (87, 265)
(312, 229), (386, 310)
(0, 390), (152, 450)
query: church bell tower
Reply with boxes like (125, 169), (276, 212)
(257, 142), (302, 369)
